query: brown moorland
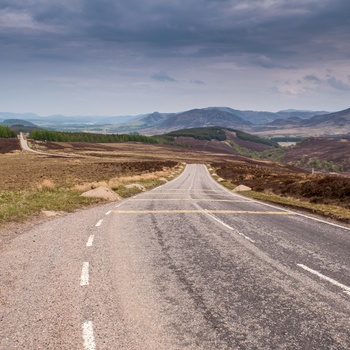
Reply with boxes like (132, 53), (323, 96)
(0, 138), (21, 154)
(284, 136), (350, 171)
(1, 137), (349, 226)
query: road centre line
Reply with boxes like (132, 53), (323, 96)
(80, 262), (90, 286)
(86, 235), (94, 247)
(82, 321), (96, 350)
(105, 210), (112, 215)
(297, 264), (350, 296)
(112, 210), (295, 215)
(95, 219), (103, 227)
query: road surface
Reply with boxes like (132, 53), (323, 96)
(19, 132), (74, 157)
(0, 164), (349, 349)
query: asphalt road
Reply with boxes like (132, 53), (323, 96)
(0, 164), (349, 349)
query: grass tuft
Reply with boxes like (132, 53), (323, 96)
(36, 179), (57, 191)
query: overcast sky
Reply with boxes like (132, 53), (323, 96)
(1, 0), (350, 116)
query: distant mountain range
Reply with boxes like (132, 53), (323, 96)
(254, 108), (350, 136)
(1, 107), (349, 136)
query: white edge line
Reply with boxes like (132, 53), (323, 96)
(297, 263), (350, 294)
(95, 219), (103, 227)
(205, 165), (350, 232)
(80, 262), (90, 286)
(83, 321), (96, 350)
(86, 235), (94, 247)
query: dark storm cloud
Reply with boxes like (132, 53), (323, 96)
(1, 0), (350, 65)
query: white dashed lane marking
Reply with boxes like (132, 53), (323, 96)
(95, 219), (103, 227)
(83, 321), (96, 350)
(86, 235), (94, 247)
(80, 262), (90, 286)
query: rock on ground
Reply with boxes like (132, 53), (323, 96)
(233, 184), (252, 192)
(81, 186), (121, 201)
(124, 183), (146, 191)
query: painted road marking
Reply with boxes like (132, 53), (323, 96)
(80, 262), (90, 286)
(297, 264), (350, 295)
(105, 210), (112, 215)
(130, 198), (253, 202)
(112, 210), (294, 215)
(95, 219), (103, 227)
(143, 190), (230, 196)
(86, 235), (94, 247)
(152, 189), (221, 192)
(231, 193), (350, 232)
(83, 321), (96, 350)
(204, 210), (255, 243)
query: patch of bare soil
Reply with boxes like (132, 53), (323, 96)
(0, 138), (21, 154)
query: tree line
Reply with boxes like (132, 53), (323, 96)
(0, 125), (16, 138)
(29, 129), (160, 144)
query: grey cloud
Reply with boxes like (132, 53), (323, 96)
(1, 0), (350, 66)
(1, 0), (350, 116)
(304, 74), (321, 82)
(190, 80), (205, 85)
(251, 55), (295, 69)
(327, 77), (350, 91)
(303, 74), (350, 91)
(151, 72), (176, 82)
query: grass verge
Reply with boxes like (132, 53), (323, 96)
(0, 190), (103, 222)
(0, 163), (185, 226)
(116, 179), (168, 198)
(242, 191), (350, 223)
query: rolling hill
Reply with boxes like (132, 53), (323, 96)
(112, 107), (330, 135)
(2, 119), (38, 127)
(256, 108), (350, 136)
(161, 126), (350, 173)
(2, 107), (349, 137)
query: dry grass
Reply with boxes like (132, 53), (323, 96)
(0, 146), (184, 225)
(36, 179), (57, 191)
